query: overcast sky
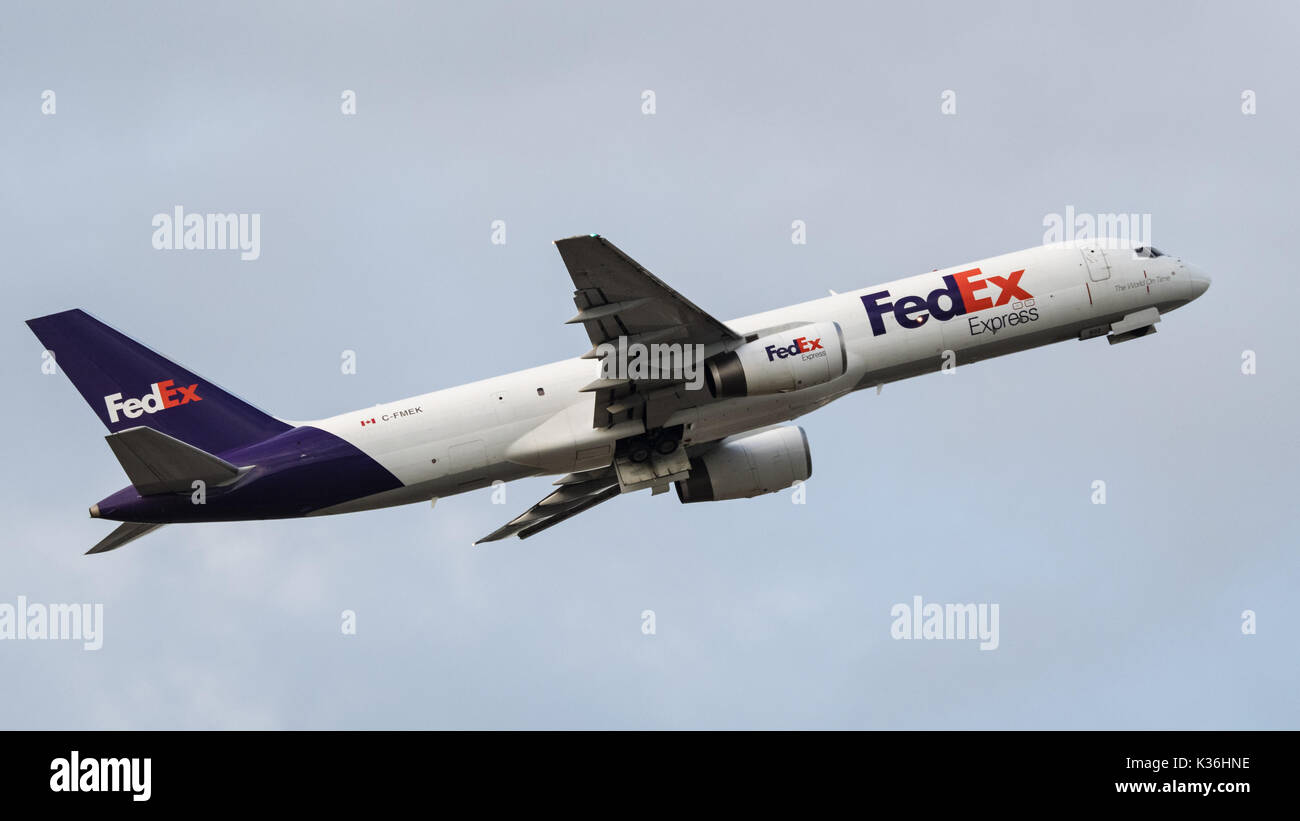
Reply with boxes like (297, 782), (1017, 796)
(1, 0), (1295, 728)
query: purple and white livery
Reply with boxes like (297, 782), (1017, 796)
(27, 235), (1210, 553)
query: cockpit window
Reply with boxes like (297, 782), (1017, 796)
(1134, 246), (1165, 258)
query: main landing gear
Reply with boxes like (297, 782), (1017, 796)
(625, 428), (683, 463)
(614, 426), (689, 491)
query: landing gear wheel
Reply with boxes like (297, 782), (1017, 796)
(654, 436), (679, 455)
(628, 444), (652, 463)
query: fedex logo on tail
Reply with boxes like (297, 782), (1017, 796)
(861, 268), (1032, 336)
(104, 380), (202, 423)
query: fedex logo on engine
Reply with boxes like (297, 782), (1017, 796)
(104, 379), (202, 423)
(765, 335), (824, 361)
(861, 268), (1032, 336)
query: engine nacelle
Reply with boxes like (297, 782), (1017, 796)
(675, 426), (811, 503)
(704, 321), (847, 398)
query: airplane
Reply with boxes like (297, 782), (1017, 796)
(26, 235), (1210, 554)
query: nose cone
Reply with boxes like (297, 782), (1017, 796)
(1184, 264), (1211, 301)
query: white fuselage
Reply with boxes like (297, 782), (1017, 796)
(309, 242), (1208, 515)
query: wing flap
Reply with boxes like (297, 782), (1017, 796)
(553, 235), (742, 429)
(514, 487), (620, 540)
(475, 469), (621, 544)
(555, 235), (741, 349)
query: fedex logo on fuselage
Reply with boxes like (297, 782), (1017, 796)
(861, 268), (1031, 336)
(104, 380), (201, 423)
(765, 336), (824, 361)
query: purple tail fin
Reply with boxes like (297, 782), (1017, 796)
(27, 309), (291, 456)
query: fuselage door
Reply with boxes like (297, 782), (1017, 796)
(1081, 247), (1111, 282)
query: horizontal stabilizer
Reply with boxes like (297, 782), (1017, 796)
(105, 426), (241, 495)
(87, 522), (165, 555)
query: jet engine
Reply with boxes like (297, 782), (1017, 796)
(704, 321), (847, 398)
(675, 426), (811, 503)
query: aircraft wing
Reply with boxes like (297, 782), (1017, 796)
(555, 235), (743, 429)
(474, 467), (620, 544)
